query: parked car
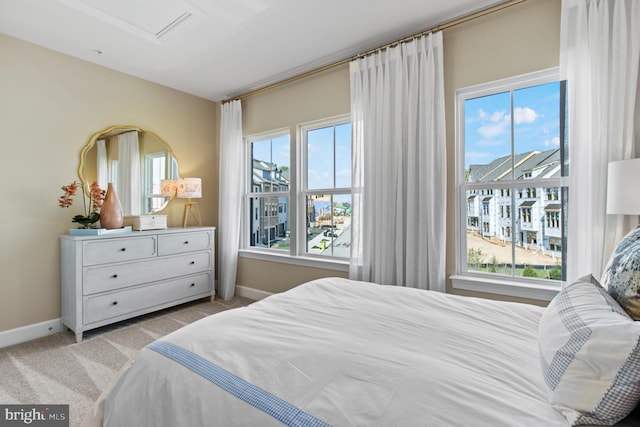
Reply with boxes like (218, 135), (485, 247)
(323, 230), (337, 237)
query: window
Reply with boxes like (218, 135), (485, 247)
(300, 116), (352, 258)
(243, 115), (352, 265)
(246, 131), (290, 250)
(143, 152), (177, 213)
(454, 68), (568, 296)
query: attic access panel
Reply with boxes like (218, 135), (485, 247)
(57, 0), (199, 43)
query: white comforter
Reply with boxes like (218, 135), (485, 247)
(87, 277), (570, 426)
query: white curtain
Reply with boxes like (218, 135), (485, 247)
(218, 100), (244, 300)
(561, 0), (640, 281)
(349, 31), (446, 291)
(117, 131), (141, 216)
(96, 139), (107, 190)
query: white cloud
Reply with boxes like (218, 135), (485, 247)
(513, 107), (538, 124)
(477, 121), (508, 139)
(491, 111), (507, 122)
(544, 136), (560, 147)
(477, 108), (489, 120)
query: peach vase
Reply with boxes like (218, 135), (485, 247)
(100, 183), (124, 229)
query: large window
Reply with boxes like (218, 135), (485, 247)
(455, 68), (568, 293)
(300, 116), (352, 258)
(244, 115), (351, 263)
(246, 131), (290, 250)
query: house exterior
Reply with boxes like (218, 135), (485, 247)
(466, 149), (563, 258)
(250, 159), (290, 246)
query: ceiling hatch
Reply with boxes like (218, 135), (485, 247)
(56, 0), (199, 43)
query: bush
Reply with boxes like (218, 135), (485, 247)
(522, 265), (538, 278)
(489, 256), (498, 273)
(548, 264), (562, 280)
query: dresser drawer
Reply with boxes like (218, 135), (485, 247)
(83, 251), (212, 295)
(158, 230), (211, 256)
(83, 236), (157, 265)
(83, 272), (212, 325)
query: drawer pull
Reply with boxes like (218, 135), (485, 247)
(190, 261), (195, 265)
(190, 283), (196, 287)
(184, 241), (189, 245)
(112, 301), (118, 306)
(120, 248), (126, 252)
(112, 274), (118, 279)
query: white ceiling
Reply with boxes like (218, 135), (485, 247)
(0, 0), (503, 102)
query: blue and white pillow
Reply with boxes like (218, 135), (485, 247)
(601, 226), (640, 320)
(538, 274), (640, 425)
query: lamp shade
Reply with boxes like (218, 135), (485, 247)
(177, 178), (202, 199)
(160, 179), (177, 198)
(607, 159), (640, 214)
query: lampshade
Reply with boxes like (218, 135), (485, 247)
(177, 178), (202, 199)
(160, 179), (177, 198)
(607, 159), (640, 214)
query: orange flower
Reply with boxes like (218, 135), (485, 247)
(89, 181), (105, 212)
(58, 181), (106, 228)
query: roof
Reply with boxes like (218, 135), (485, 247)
(467, 149), (561, 183)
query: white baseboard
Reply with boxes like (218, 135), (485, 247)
(235, 285), (272, 301)
(1, 287), (269, 349)
(0, 318), (64, 349)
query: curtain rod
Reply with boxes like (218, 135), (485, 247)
(222, 0), (526, 104)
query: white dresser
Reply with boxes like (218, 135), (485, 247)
(60, 227), (215, 342)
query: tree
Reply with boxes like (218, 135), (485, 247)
(467, 248), (484, 270)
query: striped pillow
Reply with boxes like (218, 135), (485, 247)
(538, 274), (640, 425)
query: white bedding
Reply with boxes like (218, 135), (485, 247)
(86, 277), (572, 426)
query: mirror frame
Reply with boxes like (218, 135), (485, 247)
(78, 125), (179, 215)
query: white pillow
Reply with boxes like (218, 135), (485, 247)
(538, 274), (640, 425)
(601, 226), (640, 320)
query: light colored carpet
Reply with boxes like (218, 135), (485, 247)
(0, 296), (254, 426)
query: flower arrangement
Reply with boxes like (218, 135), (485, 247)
(58, 181), (106, 228)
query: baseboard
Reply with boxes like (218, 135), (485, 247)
(235, 285), (272, 301)
(0, 318), (64, 349)
(1, 287), (269, 349)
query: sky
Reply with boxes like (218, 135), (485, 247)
(251, 122), (351, 191)
(464, 81), (561, 169)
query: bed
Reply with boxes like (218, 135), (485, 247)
(83, 276), (640, 426)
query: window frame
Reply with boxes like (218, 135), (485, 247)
(243, 127), (292, 253)
(297, 114), (352, 260)
(240, 121), (351, 272)
(143, 151), (167, 213)
(451, 67), (567, 301)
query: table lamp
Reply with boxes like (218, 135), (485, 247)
(607, 159), (640, 215)
(177, 178), (202, 227)
(160, 179), (177, 199)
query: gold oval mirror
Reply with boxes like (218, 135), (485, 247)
(78, 125), (179, 216)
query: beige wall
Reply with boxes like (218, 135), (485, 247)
(443, 0), (560, 306)
(0, 33), (218, 333)
(237, 65), (351, 293)
(237, 0), (561, 303)
(0, 0), (561, 334)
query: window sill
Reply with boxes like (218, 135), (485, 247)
(239, 249), (349, 272)
(450, 274), (560, 301)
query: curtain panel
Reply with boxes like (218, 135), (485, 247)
(96, 139), (108, 190)
(117, 130), (141, 216)
(218, 100), (244, 300)
(349, 31), (446, 291)
(561, 0), (640, 281)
